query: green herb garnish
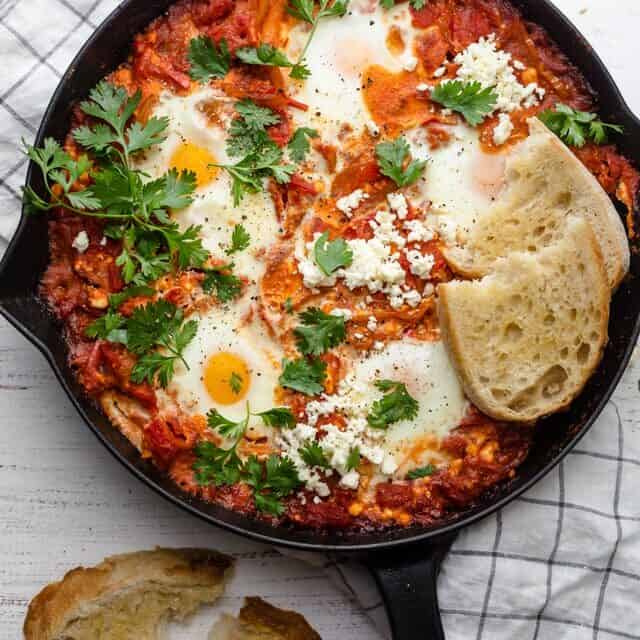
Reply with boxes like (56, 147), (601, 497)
(430, 80), (498, 126)
(299, 440), (331, 468)
(375, 136), (427, 187)
(367, 380), (419, 429)
(236, 43), (296, 69)
(313, 231), (353, 275)
(288, 127), (319, 163)
(188, 36), (231, 82)
(279, 357), (327, 395)
(294, 307), (347, 356)
(226, 224), (251, 255)
(538, 103), (623, 148)
(407, 464), (436, 480)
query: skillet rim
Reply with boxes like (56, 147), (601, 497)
(1, 0), (639, 552)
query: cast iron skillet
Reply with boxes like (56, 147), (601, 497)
(1, 1), (639, 637)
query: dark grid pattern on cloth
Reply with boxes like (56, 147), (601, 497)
(0, 2), (638, 639)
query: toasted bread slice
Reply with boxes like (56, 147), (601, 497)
(24, 548), (233, 640)
(209, 597), (321, 640)
(438, 218), (610, 422)
(445, 118), (630, 290)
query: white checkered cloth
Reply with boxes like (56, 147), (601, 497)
(0, 2), (638, 639)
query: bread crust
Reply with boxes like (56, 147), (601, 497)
(439, 218), (611, 422)
(444, 118), (630, 291)
(23, 548), (233, 640)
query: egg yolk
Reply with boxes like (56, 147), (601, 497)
(170, 142), (219, 189)
(204, 352), (250, 405)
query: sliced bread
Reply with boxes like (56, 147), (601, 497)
(438, 217), (610, 422)
(445, 118), (630, 290)
(23, 548), (233, 640)
(209, 597), (321, 640)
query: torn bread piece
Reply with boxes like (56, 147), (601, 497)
(438, 217), (610, 422)
(209, 597), (321, 640)
(24, 548), (233, 640)
(445, 118), (630, 290)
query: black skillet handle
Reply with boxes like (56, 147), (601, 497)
(364, 534), (456, 640)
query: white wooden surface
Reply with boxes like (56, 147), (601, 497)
(1, 2), (639, 638)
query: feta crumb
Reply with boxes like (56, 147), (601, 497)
(367, 316), (378, 332)
(99, 236), (107, 246)
(402, 56), (418, 72)
(313, 496), (322, 505)
(366, 120), (381, 137)
(340, 470), (361, 490)
(373, 341), (385, 351)
(330, 307), (353, 321)
(416, 83), (430, 92)
(493, 113), (514, 145)
(354, 332), (364, 340)
(433, 66), (447, 78)
(72, 231), (90, 253)
(423, 283), (435, 298)
(405, 249), (435, 278)
(451, 34), (544, 115)
(404, 219), (435, 244)
(336, 189), (369, 217)
(387, 192), (409, 220)
(381, 455), (399, 475)
(403, 289), (422, 308)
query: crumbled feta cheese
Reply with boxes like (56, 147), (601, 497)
(493, 113), (514, 145)
(72, 231), (90, 253)
(340, 470), (361, 490)
(405, 249), (435, 278)
(330, 307), (353, 321)
(423, 283), (435, 298)
(369, 209), (406, 246)
(296, 233), (338, 289)
(366, 120), (381, 137)
(367, 316), (378, 332)
(313, 496), (322, 504)
(451, 34), (544, 114)
(381, 455), (399, 475)
(404, 219), (435, 243)
(416, 83), (430, 92)
(402, 56), (418, 72)
(373, 341), (385, 351)
(387, 192), (409, 220)
(100, 236), (107, 246)
(433, 66), (447, 78)
(336, 189), (369, 217)
(403, 289), (422, 308)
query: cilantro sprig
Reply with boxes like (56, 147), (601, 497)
(375, 136), (427, 187)
(407, 464), (436, 480)
(380, 0), (425, 8)
(288, 127), (319, 163)
(299, 440), (331, 468)
(294, 307), (347, 356)
(367, 380), (419, 429)
(212, 100), (296, 205)
(86, 299), (198, 387)
(430, 80), (498, 126)
(286, 0), (350, 80)
(538, 103), (623, 148)
(226, 224), (251, 255)
(188, 36), (231, 82)
(279, 357), (327, 395)
(202, 263), (243, 303)
(236, 43), (296, 69)
(23, 81), (208, 287)
(314, 232), (353, 275)
(193, 404), (301, 515)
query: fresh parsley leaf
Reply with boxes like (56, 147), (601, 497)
(214, 101), (295, 205)
(245, 454), (301, 515)
(207, 407), (249, 440)
(229, 371), (244, 395)
(286, 0), (350, 80)
(380, 0), (425, 8)
(313, 231), (353, 275)
(257, 408), (296, 429)
(202, 264), (243, 303)
(188, 36), (231, 82)
(346, 447), (361, 472)
(375, 136), (427, 187)
(226, 224), (251, 255)
(131, 351), (180, 387)
(288, 127), (319, 163)
(367, 380), (419, 429)
(279, 358), (327, 395)
(430, 80), (498, 126)
(85, 310), (127, 343)
(108, 285), (154, 310)
(294, 307), (346, 356)
(299, 440), (330, 468)
(538, 103), (623, 148)
(236, 44), (294, 68)
(284, 298), (294, 314)
(263, 455), (301, 494)
(407, 464), (436, 480)
(193, 441), (243, 486)
(24, 80), (204, 288)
